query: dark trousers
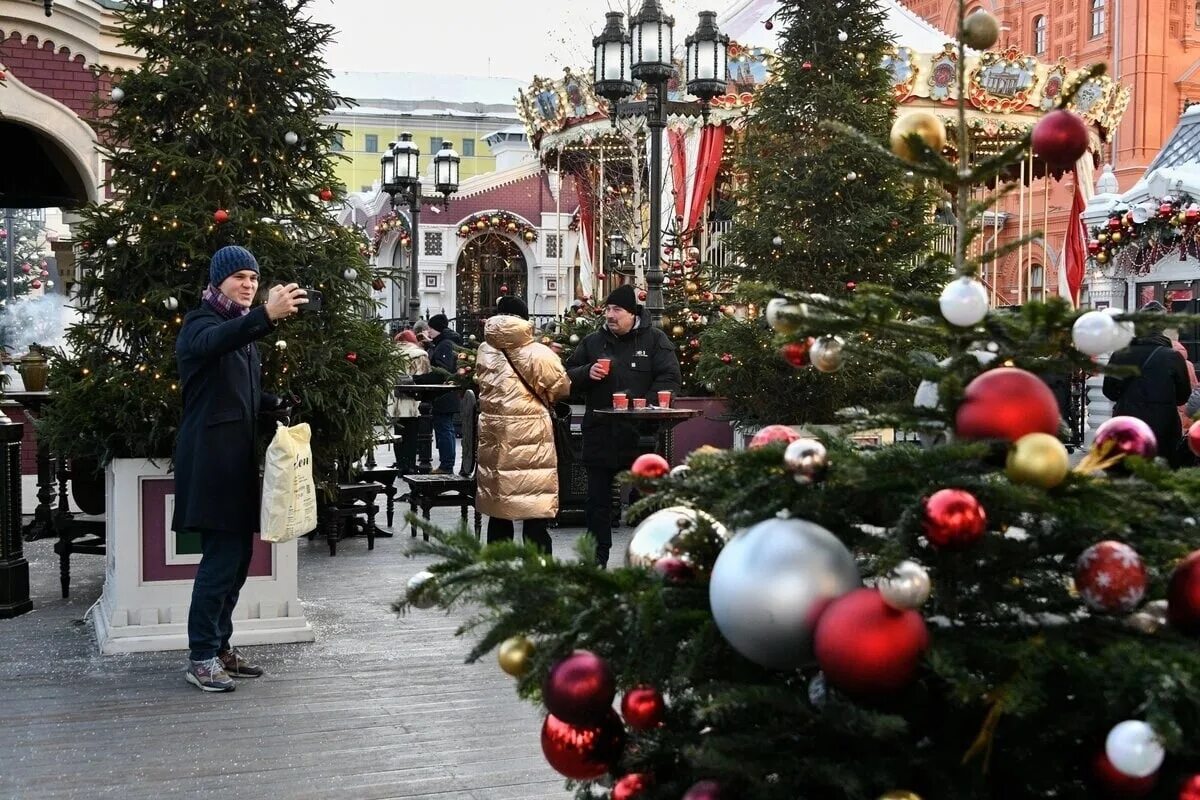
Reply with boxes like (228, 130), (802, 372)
(187, 529), (254, 661)
(433, 412), (457, 471)
(585, 466), (620, 568)
(487, 517), (552, 554)
(393, 417), (419, 473)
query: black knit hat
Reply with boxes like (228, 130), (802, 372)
(209, 245), (258, 288)
(604, 284), (638, 315)
(496, 295), (529, 319)
(428, 313), (449, 333)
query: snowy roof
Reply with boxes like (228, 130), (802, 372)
(1084, 105), (1200, 221)
(331, 71), (523, 110)
(718, 0), (957, 52)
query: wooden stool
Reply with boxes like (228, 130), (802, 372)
(325, 481), (385, 555)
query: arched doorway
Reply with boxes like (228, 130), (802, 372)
(455, 232), (527, 335)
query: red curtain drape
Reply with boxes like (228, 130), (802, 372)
(1060, 169), (1086, 307)
(668, 129), (688, 225)
(685, 124), (726, 239)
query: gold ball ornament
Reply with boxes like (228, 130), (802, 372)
(961, 9), (1000, 49)
(878, 792), (923, 800)
(809, 335), (845, 373)
(672, 325), (686, 337)
(1111, 231), (1123, 243)
(890, 112), (948, 162)
(497, 635), (536, 677)
(1096, 251), (1109, 263)
(1006, 432), (1070, 489)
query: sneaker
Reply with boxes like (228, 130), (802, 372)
(185, 657), (235, 692)
(218, 647), (264, 678)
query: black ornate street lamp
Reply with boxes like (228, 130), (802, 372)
(380, 132), (459, 325)
(593, 5), (728, 327)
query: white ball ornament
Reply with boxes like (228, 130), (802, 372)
(106, 237), (118, 248)
(1071, 310), (1119, 356)
(1103, 307), (1135, 351)
(838, 30), (849, 42)
(405, 570), (439, 610)
(110, 86), (125, 102)
(275, 340), (288, 350)
(939, 276), (989, 327)
(163, 296), (178, 310)
(766, 297), (801, 334)
(343, 267), (358, 280)
(772, 235), (783, 246)
(878, 560), (932, 610)
(1104, 720), (1164, 779)
(284, 130), (299, 146)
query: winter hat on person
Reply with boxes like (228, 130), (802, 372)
(496, 295), (529, 319)
(604, 284), (638, 316)
(209, 245), (259, 288)
(428, 314), (449, 333)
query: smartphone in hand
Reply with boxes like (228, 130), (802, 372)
(299, 288), (322, 313)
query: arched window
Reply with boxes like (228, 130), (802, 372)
(1033, 15), (1047, 54)
(1091, 0), (1106, 38)
(1030, 264), (1045, 302)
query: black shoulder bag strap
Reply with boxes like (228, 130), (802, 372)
(501, 348), (573, 464)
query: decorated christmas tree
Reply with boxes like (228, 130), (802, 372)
(661, 251), (730, 395)
(1, 208), (52, 302)
(39, 0), (401, 489)
(697, 0), (943, 426)
(397, 1), (1200, 798)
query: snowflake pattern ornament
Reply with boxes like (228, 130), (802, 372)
(1074, 541), (1147, 614)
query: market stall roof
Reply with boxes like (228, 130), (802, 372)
(718, 0), (959, 53)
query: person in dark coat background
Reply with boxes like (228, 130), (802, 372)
(173, 245), (306, 692)
(564, 284), (681, 567)
(425, 314), (462, 473)
(1103, 301), (1192, 467)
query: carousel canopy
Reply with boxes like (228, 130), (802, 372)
(718, 0), (958, 53)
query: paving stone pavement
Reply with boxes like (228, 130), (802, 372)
(1, 468), (635, 800)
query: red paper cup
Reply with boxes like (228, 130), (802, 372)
(657, 391), (672, 408)
(632, 397), (647, 410)
(612, 392), (628, 410)
(596, 358), (612, 376)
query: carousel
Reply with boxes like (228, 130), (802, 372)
(515, 0), (1130, 307)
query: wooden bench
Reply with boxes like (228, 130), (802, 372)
(401, 389), (481, 540)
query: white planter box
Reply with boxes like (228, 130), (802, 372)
(92, 458), (314, 654)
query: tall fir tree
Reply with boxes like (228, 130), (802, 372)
(398, 1), (1200, 798)
(698, 0), (942, 425)
(39, 0), (401, 489)
(1, 209), (51, 302)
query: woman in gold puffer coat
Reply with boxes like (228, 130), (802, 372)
(474, 296), (570, 552)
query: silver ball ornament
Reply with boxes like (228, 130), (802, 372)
(110, 86), (125, 102)
(709, 517), (860, 669)
(163, 296), (179, 311)
(846, 171), (858, 181)
(669, 464), (691, 478)
(284, 130), (299, 146)
(626, 506), (730, 575)
(772, 235), (783, 246)
(275, 340), (288, 350)
(877, 560), (932, 610)
(838, 30), (849, 42)
(765, 297), (802, 334)
(405, 570), (439, 609)
(1071, 310), (1119, 356)
(343, 267), (358, 280)
(106, 237), (118, 248)
(569, 334), (580, 344)
(939, 276), (989, 327)
(783, 437), (828, 484)
(809, 335), (845, 373)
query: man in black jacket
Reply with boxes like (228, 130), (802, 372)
(564, 284), (682, 567)
(174, 245), (305, 692)
(1102, 301), (1191, 467)
(426, 314), (462, 473)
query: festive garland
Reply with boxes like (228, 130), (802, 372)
(457, 211), (538, 242)
(372, 210), (412, 255)
(1088, 194), (1200, 274)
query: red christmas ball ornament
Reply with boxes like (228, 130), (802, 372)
(20, 263), (31, 274)
(1074, 541), (1147, 614)
(631, 453), (671, 479)
(1088, 241), (1102, 256)
(638, 289), (648, 301)
(1167, 550), (1200, 634)
(620, 685), (666, 731)
(543, 650), (616, 725)
(1188, 209), (1200, 225)
(683, 781), (722, 800)
(613, 773), (652, 800)
(1179, 774), (1200, 800)
(1091, 751), (1158, 798)
(813, 588), (929, 696)
(749, 424), (801, 449)
(780, 341), (810, 367)
(719, 353), (732, 363)
(653, 555), (694, 583)
(1108, 217), (1123, 231)
(1031, 109), (1090, 170)
(319, 187), (333, 202)
(1160, 203), (1176, 219)
(922, 488), (987, 549)
(802, 60), (813, 70)
(689, 338), (701, 348)
(345, 352), (357, 363)
(30, 279), (42, 289)
(763, 19), (773, 30)
(955, 367), (1060, 443)
(499, 284), (509, 295)
(213, 209), (230, 224)
(845, 281), (857, 291)
(540, 710), (625, 780)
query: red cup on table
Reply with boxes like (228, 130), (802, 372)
(595, 357), (612, 377)
(657, 390), (673, 408)
(612, 391), (628, 410)
(632, 397), (647, 410)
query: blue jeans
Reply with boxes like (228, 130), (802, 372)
(187, 529), (253, 661)
(433, 412), (457, 472)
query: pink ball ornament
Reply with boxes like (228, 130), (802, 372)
(683, 780), (722, 800)
(20, 263), (31, 274)
(1094, 416), (1157, 461)
(1074, 541), (1147, 614)
(542, 650), (616, 725)
(748, 424), (801, 449)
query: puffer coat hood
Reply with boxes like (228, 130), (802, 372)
(474, 314), (571, 520)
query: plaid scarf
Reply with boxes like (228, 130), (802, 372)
(202, 284), (250, 320)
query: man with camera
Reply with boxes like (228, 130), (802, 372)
(173, 245), (306, 692)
